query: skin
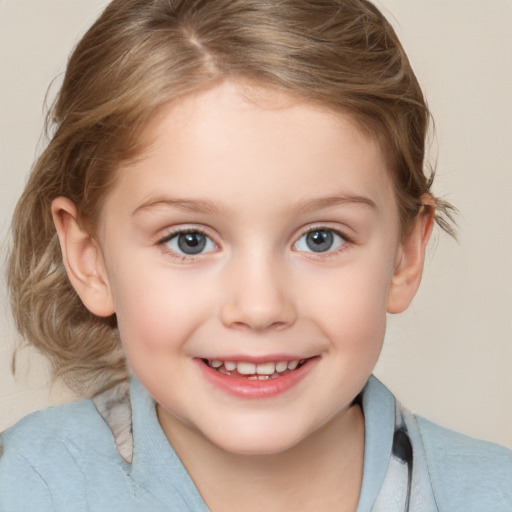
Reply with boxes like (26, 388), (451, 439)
(52, 81), (433, 511)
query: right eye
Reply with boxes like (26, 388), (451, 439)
(161, 230), (217, 256)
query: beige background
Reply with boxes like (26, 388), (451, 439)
(1, 0), (511, 449)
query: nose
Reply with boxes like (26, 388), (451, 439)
(220, 254), (297, 332)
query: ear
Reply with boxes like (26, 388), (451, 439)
(387, 195), (435, 314)
(51, 197), (115, 317)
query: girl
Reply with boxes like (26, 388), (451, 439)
(1, 1), (511, 510)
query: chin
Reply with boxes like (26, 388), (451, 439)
(215, 437), (301, 457)
(201, 420), (311, 457)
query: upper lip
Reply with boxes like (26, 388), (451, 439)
(198, 354), (317, 363)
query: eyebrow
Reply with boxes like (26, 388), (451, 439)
(132, 198), (221, 216)
(291, 194), (378, 214)
(132, 193), (377, 217)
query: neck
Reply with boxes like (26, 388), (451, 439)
(157, 403), (365, 512)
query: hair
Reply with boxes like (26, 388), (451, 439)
(8, 0), (456, 395)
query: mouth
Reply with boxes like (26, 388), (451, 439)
(197, 356), (317, 399)
(201, 357), (310, 379)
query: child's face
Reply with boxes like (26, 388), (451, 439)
(89, 81), (421, 455)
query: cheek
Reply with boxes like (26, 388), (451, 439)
(107, 260), (208, 352)
(298, 258), (393, 347)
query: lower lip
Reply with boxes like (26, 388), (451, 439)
(195, 357), (318, 399)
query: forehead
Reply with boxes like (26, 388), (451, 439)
(104, 81), (397, 222)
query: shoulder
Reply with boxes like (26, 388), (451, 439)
(0, 399), (127, 511)
(416, 415), (512, 510)
(0, 398), (116, 458)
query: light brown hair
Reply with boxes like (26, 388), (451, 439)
(8, 0), (455, 395)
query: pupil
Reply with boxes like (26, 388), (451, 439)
(178, 232), (206, 254)
(306, 230), (333, 252)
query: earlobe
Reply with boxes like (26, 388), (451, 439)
(387, 195), (435, 314)
(51, 197), (115, 317)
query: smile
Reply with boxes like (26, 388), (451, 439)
(197, 356), (317, 399)
(202, 358), (308, 380)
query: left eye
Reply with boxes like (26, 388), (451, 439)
(164, 231), (217, 255)
(294, 229), (345, 253)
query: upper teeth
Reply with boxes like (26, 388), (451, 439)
(208, 359), (304, 375)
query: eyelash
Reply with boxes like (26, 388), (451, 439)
(293, 226), (352, 259)
(156, 226), (353, 260)
(157, 227), (217, 261)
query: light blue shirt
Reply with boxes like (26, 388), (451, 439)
(1, 376), (511, 511)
